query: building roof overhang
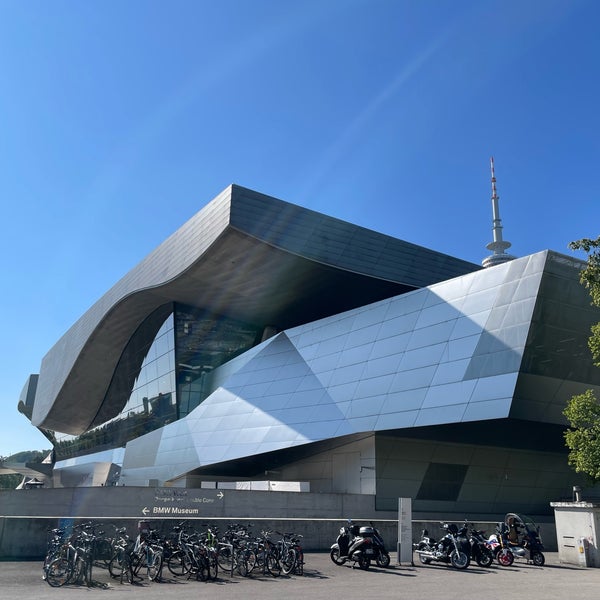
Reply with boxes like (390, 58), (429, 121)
(31, 185), (480, 435)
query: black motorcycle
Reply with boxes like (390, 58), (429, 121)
(330, 520), (388, 570)
(465, 523), (494, 568)
(413, 523), (470, 569)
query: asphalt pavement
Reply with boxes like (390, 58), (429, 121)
(2, 552), (599, 600)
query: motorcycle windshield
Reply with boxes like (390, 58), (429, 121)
(520, 514), (539, 530)
(508, 513), (539, 533)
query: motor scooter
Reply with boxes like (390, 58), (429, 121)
(330, 520), (375, 570)
(368, 521), (391, 568)
(504, 513), (545, 566)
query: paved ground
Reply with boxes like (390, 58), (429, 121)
(2, 552), (600, 600)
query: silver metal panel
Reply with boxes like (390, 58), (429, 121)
(414, 301), (462, 330)
(421, 380), (478, 409)
(389, 365), (438, 392)
(398, 343), (447, 371)
(461, 398), (512, 422)
(337, 344), (373, 369)
(461, 288), (501, 315)
(353, 374), (395, 399)
(363, 354), (403, 379)
(381, 388), (427, 412)
(413, 403), (469, 427)
(374, 409), (420, 431)
(470, 373), (519, 402)
(406, 320), (456, 349)
(369, 333), (411, 358)
(431, 359), (470, 385)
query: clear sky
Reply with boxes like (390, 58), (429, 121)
(1, 0), (599, 457)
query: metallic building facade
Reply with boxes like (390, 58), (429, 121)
(21, 185), (600, 515)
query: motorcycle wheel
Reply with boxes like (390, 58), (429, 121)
(531, 551), (545, 567)
(450, 551), (470, 570)
(330, 547), (346, 566)
(497, 549), (514, 567)
(376, 552), (391, 568)
(357, 555), (370, 570)
(475, 548), (494, 568)
(417, 542), (431, 564)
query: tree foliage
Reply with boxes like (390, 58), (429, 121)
(564, 390), (600, 482)
(2, 450), (48, 463)
(0, 473), (22, 489)
(564, 236), (600, 482)
(568, 236), (600, 365)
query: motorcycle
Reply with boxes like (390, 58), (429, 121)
(485, 531), (514, 567)
(413, 522), (470, 569)
(503, 513), (545, 566)
(465, 523), (494, 568)
(330, 520), (388, 570)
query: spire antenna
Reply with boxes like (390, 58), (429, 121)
(482, 157), (516, 268)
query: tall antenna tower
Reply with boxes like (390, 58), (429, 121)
(482, 157), (516, 268)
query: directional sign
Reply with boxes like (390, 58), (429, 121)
(1, 486), (228, 519)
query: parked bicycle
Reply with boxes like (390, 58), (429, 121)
(43, 519), (306, 586)
(44, 522), (106, 588)
(275, 531), (304, 575)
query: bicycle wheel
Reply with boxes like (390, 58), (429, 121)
(108, 551), (124, 579)
(207, 553), (219, 580)
(295, 550), (304, 575)
(266, 552), (281, 577)
(217, 545), (235, 572)
(147, 549), (163, 581)
(131, 552), (144, 578)
(236, 548), (256, 577)
(281, 547), (297, 575)
(71, 556), (86, 585)
(111, 553), (134, 584)
(192, 553), (209, 582)
(43, 549), (62, 579)
(167, 550), (192, 576)
(245, 549), (257, 574)
(45, 557), (72, 587)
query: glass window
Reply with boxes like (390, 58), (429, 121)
(174, 303), (262, 418)
(55, 310), (176, 460)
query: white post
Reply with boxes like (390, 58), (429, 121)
(397, 497), (413, 565)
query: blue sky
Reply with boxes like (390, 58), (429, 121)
(1, 0), (599, 457)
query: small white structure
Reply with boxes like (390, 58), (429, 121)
(551, 501), (600, 567)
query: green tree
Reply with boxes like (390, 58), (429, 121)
(564, 236), (600, 481)
(0, 473), (22, 489)
(564, 390), (600, 482)
(569, 236), (600, 365)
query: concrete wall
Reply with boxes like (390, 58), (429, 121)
(0, 486), (557, 560)
(0, 486), (389, 559)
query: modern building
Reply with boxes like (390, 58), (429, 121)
(19, 183), (600, 516)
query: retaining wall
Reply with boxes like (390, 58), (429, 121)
(0, 487), (557, 559)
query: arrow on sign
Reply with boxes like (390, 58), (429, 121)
(142, 507), (150, 515)
(217, 491), (224, 499)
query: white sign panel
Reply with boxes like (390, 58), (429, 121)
(397, 497), (413, 565)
